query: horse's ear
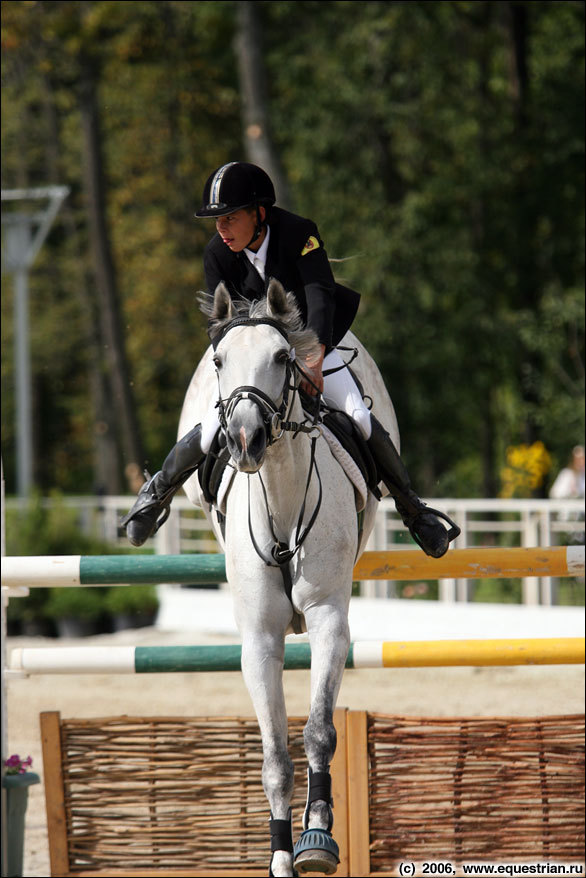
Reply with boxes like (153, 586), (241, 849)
(211, 282), (234, 322)
(266, 279), (291, 320)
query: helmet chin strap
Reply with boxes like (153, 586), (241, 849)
(244, 204), (265, 249)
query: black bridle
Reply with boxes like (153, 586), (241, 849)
(214, 317), (319, 446)
(213, 317), (323, 630)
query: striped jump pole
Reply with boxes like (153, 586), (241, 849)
(9, 638), (585, 675)
(1, 546), (584, 587)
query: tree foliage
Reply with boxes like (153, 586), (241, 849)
(1, 0), (584, 498)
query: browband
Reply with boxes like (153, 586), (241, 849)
(211, 316), (289, 350)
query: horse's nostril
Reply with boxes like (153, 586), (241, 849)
(226, 427), (241, 455)
(226, 423), (265, 461)
(249, 427), (266, 458)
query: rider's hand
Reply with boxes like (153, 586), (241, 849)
(300, 344), (326, 396)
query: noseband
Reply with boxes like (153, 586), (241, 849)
(217, 379), (292, 446)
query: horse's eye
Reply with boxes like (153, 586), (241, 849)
(213, 355), (222, 370)
(275, 349), (289, 365)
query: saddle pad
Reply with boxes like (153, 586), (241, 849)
(320, 424), (368, 512)
(215, 426), (369, 515)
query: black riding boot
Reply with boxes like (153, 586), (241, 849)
(121, 424), (205, 547)
(367, 416), (460, 558)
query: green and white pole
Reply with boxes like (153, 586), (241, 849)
(8, 638), (585, 675)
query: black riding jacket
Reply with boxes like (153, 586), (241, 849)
(203, 206), (360, 351)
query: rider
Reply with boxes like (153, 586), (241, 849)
(121, 161), (458, 557)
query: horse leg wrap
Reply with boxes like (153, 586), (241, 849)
(270, 811), (294, 853)
(269, 810), (298, 878)
(294, 768), (339, 875)
(302, 768), (333, 831)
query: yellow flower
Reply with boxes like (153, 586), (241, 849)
(499, 441), (552, 498)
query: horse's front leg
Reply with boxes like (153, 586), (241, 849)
(234, 571), (297, 878)
(294, 596), (352, 875)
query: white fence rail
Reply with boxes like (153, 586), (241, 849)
(3, 496), (584, 606)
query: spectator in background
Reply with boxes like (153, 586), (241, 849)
(549, 446), (585, 500)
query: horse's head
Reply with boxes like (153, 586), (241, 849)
(203, 280), (320, 472)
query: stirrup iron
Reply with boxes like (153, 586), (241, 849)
(409, 505), (460, 549)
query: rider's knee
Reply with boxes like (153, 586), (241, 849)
(350, 406), (372, 440)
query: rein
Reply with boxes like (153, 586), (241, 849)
(247, 433), (323, 569)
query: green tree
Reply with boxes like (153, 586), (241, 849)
(2, 0), (583, 500)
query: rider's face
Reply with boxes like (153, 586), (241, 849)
(215, 206), (265, 252)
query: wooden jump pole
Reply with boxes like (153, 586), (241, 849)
(9, 637), (585, 675)
(1, 545), (584, 587)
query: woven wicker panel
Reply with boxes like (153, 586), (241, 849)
(367, 714), (585, 870)
(59, 715), (309, 873)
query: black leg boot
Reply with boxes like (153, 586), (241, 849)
(367, 416), (460, 558)
(120, 424), (205, 547)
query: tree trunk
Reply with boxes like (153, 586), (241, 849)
(78, 67), (146, 487)
(41, 68), (121, 494)
(508, 1), (541, 446)
(234, 1), (291, 208)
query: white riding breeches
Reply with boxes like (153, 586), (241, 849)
(321, 349), (372, 440)
(200, 348), (373, 451)
(201, 405), (222, 453)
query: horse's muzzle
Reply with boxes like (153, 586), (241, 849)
(226, 417), (267, 472)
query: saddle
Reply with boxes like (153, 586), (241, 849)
(198, 429), (231, 507)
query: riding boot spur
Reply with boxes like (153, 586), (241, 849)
(367, 416), (460, 558)
(120, 424), (205, 547)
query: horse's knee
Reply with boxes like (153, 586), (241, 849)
(350, 404), (372, 440)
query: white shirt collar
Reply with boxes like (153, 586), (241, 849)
(244, 226), (270, 279)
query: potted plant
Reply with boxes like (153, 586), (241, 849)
(45, 586), (108, 638)
(2, 755), (41, 877)
(5, 588), (55, 638)
(104, 585), (159, 631)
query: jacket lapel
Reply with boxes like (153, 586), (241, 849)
(263, 224), (280, 290)
(237, 253), (265, 299)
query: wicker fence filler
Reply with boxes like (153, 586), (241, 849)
(41, 711), (585, 877)
(53, 715), (311, 873)
(367, 713), (585, 870)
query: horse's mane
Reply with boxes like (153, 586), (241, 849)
(199, 283), (322, 365)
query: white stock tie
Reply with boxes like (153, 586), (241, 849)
(253, 256), (265, 281)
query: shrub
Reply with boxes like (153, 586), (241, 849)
(45, 587), (107, 621)
(104, 585), (159, 616)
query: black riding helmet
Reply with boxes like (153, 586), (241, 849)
(195, 161), (276, 218)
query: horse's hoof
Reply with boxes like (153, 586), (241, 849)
(269, 866), (298, 877)
(293, 829), (340, 875)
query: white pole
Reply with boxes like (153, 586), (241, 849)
(1, 457), (8, 877)
(14, 262), (32, 496)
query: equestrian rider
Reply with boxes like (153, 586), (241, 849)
(122, 161), (458, 558)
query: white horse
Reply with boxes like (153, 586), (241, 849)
(179, 279), (399, 877)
